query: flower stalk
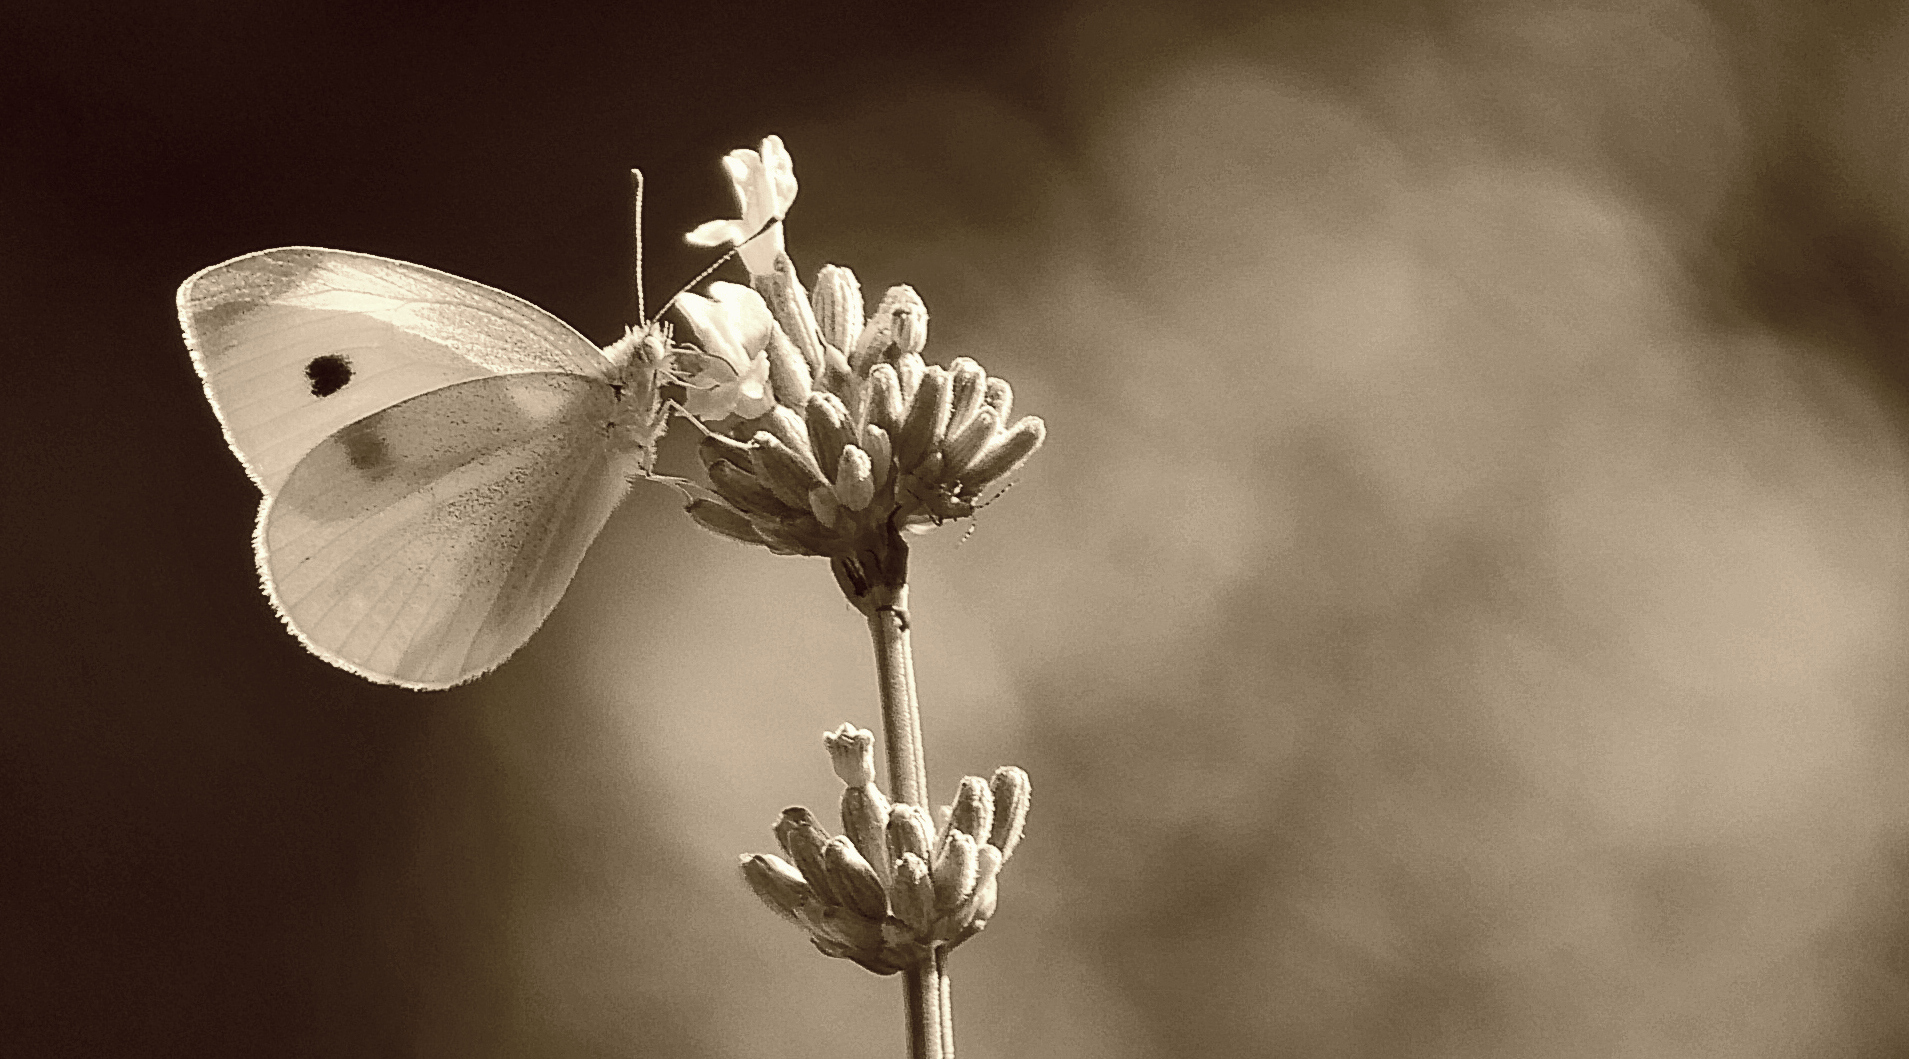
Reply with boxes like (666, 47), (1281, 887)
(858, 577), (928, 809)
(685, 136), (1039, 1059)
(857, 572), (944, 1056)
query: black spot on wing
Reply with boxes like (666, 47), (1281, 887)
(336, 419), (391, 480)
(306, 354), (353, 397)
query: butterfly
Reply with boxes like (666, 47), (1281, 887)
(178, 246), (675, 689)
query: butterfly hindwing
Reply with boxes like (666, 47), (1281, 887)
(179, 247), (612, 494)
(259, 372), (641, 689)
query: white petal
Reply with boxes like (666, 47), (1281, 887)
(685, 218), (746, 248)
(706, 282), (774, 354)
(683, 382), (733, 420)
(672, 291), (743, 367)
(722, 150), (758, 186)
(673, 283), (774, 374)
(732, 352), (776, 419)
(760, 135), (798, 209)
(736, 223), (783, 278)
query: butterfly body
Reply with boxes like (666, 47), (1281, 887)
(180, 247), (672, 689)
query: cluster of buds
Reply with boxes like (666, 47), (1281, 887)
(672, 137), (1045, 588)
(740, 724), (1030, 974)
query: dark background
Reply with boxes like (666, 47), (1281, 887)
(8, 2), (1909, 1056)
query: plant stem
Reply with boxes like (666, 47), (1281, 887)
(938, 949), (954, 1057)
(848, 541), (953, 1059)
(866, 586), (927, 806)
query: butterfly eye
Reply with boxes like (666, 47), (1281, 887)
(306, 354), (354, 397)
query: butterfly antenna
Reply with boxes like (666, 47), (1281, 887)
(630, 169), (648, 325)
(654, 212), (787, 321)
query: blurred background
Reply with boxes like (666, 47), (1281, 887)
(7, 0), (1909, 1055)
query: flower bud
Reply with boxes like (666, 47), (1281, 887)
(987, 766), (1031, 861)
(698, 431), (755, 471)
(886, 803), (934, 864)
(750, 431), (829, 509)
(950, 890), (996, 951)
(766, 328), (812, 408)
(954, 416), (1044, 494)
(808, 485), (841, 529)
(865, 364), (905, 439)
(685, 498), (765, 545)
(834, 445), (876, 511)
(895, 366), (952, 471)
(740, 853), (814, 925)
(894, 350), (926, 403)
(804, 392), (852, 482)
(890, 852), (936, 935)
(982, 376), (1012, 425)
(803, 903), (885, 960)
(948, 844), (1004, 946)
(775, 807), (839, 906)
(849, 285), (928, 373)
(746, 525), (799, 556)
(811, 264), (864, 354)
(761, 254), (826, 374)
(849, 318), (891, 377)
(931, 830), (978, 913)
(823, 835), (890, 920)
(707, 458), (794, 516)
(966, 844), (1004, 913)
(816, 725), (893, 885)
(822, 723), (877, 785)
(819, 343), (855, 397)
(940, 407), (999, 480)
(887, 285), (928, 356)
(945, 358), (987, 436)
(760, 405), (818, 465)
(946, 775), (995, 842)
(845, 286), (904, 373)
(859, 424), (893, 490)
(841, 788), (891, 885)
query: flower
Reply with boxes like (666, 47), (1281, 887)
(684, 266), (1046, 554)
(673, 281), (777, 420)
(684, 135), (798, 277)
(739, 724), (1032, 974)
(673, 136), (1046, 602)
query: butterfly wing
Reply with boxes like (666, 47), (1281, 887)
(179, 247), (658, 688)
(179, 247), (612, 494)
(259, 372), (643, 689)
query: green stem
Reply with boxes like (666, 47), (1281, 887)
(847, 539), (953, 1059)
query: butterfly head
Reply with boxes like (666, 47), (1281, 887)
(602, 321), (675, 471)
(602, 319), (671, 372)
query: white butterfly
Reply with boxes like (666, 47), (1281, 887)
(179, 246), (673, 689)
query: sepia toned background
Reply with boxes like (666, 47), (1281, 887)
(7, 1), (1909, 1055)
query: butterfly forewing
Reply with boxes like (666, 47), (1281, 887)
(180, 248), (612, 494)
(261, 373), (642, 688)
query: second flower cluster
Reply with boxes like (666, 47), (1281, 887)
(740, 724), (1030, 974)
